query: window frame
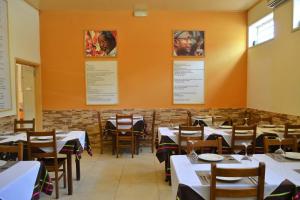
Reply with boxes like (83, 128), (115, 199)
(293, 0), (300, 31)
(248, 12), (275, 48)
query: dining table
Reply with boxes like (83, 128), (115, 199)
(172, 153), (300, 200)
(156, 124), (292, 184)
(0, 130), (92, 196)
(0, 160), (52, 200)
(105, 115), (145, 131)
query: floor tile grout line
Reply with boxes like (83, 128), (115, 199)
(113, 156), (127, 200)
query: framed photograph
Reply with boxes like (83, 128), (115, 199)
(84, 30), (117, 57)
(173, 30), (205, 57)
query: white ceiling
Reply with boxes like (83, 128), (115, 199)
(25, 0), (261, 11)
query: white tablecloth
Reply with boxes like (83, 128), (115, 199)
(158, 126), (284, 147)
(107, 115), (143, 127)
(0, 131), (86, 153)
(0, 161), (40, 200)
(171, 154), (300, 200)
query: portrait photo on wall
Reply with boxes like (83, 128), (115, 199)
(84, 30), (117, 57)
(173, 31), (205, 57)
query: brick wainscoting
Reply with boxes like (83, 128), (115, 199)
(0, 115), (16, 133)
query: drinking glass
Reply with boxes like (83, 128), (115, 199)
(189, 140), (198, 160)
(241, 142), (251, 160)
(274, 137), (285, 155)
(244, 117), (249, 126)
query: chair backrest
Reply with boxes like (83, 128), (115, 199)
(187, 137), (222, 154)
(178, 125), (204, 154)
(210, 162), (265, 200)
(231, 125), (257, 154)
(264, 136), (297, 153)
(14, 118), (35, 133)
(151, 110), (156, 136)
(187, 110), (192, 126)
(116, 114), (133, 133)
(284, 124), (300, 138)
(0, 143), (23, 161)
(26, 130), (57, 161)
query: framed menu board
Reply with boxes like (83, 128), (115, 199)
(85, 61), (118, 105)
(173, 61), (204, 104)
(0, 0), (12, 111)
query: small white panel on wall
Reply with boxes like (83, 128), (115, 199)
(173, 61), (204, 104)
(0, 0), (12, 111)
(85, 61), (118, 105)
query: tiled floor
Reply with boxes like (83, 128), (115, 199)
(40, 148), (172, 200)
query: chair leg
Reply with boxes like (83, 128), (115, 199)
(55, 170), (59, 199)
(135, 135), (139, 155)
(63, 162), (67, 189)
(116, 137), (119, 158)
(151, 135), (154, 153)
(112, 135), (116, 155)
(132, 136), (134, 158)
(100, 132), (103, 154)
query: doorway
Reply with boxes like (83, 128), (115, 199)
(15, 58), (42, 129)
(16, 64), (36, 120)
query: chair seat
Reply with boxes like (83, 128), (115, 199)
(41, 157), (66, 171)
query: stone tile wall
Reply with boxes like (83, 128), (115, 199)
(1, 108), (299, 149)
(246, 108), (300, 124)
(42, 108), (246, 148)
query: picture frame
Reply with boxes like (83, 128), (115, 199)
(173, 30), (205, 57)
(84, 30), (117, 57)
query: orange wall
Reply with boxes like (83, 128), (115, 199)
(40, 10), (247, 110)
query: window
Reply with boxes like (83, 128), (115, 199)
(248, 13), (274, 47)
(293, 0), (300, 29)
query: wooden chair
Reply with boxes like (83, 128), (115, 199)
(115, 114), (135, 158)
(187, 137), (222, 154)
(14, 118), (35, 132)
(264, 136), (297, 153)
(151, 110), (156, 153)
(284, 123), (300, 138)
(97, 112), (113, 154)
(27, 130), (66, 199)
(231, 125), (257, 154)
(178, 125), (204, 154)
(210, 162), (265, 200)
(0, 143), (23, 161)
(134, 111), (154, 154)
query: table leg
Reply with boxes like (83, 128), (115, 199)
(67, 153), (73, 195)
(76, 158), (80, 180)
(165, 155), (169, 182)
